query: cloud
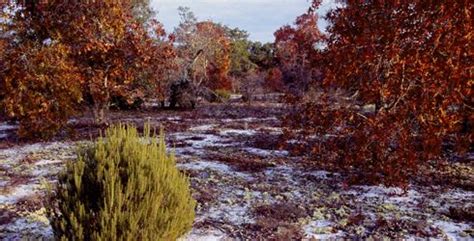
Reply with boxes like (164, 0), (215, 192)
(151, 0), (336, 43)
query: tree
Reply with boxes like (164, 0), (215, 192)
(284, 0), (472, 187)
(131, 0), (155, 25)
(11, 1), (175, 124)
(0, 3), (9, 114)
(221, 25), (256, 81)
(274, 5), (324, 94)
(196, 21), (231, 91)
(265, 67), (284, 92)
(110, 20), (177, 111)
(1, 1), (175, 138)
(174, 7), (231, 92)
(0, 2), (83, 139)
(248, 41), (275, 70)
(46, 1), (162, 123)
(0, 41), (82, 139)
(240, 69), (264, 103)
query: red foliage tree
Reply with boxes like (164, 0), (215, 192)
(174, 9), (232, 92)
(284, 0), (472, 187)
(0, 42), (82, 139)
(1, 0), (175, 136)
(0, 1), (176, 139)
(265, 68), (284, 92)
(36, 1), (175, 123)
(196, 22), (232, 91)
(0, 3), (83, 139)
(274, 4), (325, 94)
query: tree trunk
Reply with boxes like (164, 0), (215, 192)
(92, 103), (108, 125)
(92, 76), (110, 125)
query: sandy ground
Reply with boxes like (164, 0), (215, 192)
(0, 104), (473, 240)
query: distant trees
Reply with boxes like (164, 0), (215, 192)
(284, 0), (473, 187)
(0, 4), (11, 119)
(265, 68), (284, 92)
(274, 6), (324, 94)
(173, 7), (283, 97)
(222, 26), (256, 82)
(174, 7), (231, 92)
(1, 2), (283, 138)
(131, 0), (155, 25)
(196, 22), (232, 91)
(248, 42), (275, 70)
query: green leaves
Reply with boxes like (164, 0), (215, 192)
(47, 124), (196, 240)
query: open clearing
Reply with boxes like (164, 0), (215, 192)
(1, 104), (473, 240)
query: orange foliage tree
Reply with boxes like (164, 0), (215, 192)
(0, 42), (82, 139)
(197, 22), (231, 91)
(174, 7), (231, 92)
(1, 1), (175, 138)
(284, 0), (472, 187)
(1, 3), (82, 139)
(0, 3), (8, 118)
(33, 1), (175, 123)
(274, 4), (324, 94)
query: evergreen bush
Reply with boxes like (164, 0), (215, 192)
(47, 124), (195, 241)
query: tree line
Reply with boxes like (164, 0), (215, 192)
(1, 0), (471, 187)
(0, 1), (280, 139)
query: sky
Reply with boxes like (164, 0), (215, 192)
(151, 0), (337, 43)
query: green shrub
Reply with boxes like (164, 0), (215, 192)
(47, 124), (195, 241)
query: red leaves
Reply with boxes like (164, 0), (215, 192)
(274, 5), (325, 94)
(175, 20), (232, 91)
(1, 0), (177, 137)
(265, 68), (284, 92)
(0, 42), (82, 139)
(284, 0), (472, 187)
(42, 1), (176, 123)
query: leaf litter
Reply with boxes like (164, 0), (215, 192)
(0, 105), (472, 240)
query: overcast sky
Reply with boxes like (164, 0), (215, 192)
(151, 0), (337, 43)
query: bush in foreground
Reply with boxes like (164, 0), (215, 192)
(47, 124), (195, 240)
